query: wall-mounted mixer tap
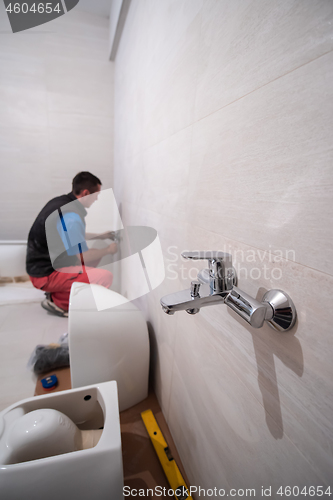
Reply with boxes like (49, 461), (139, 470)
(160, 251), (296, 332)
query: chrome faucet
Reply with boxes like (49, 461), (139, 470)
(160, 251), (296, 332)
(161, 251), (236, 315)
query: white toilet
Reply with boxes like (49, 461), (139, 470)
(0, 381), (123, 500)
(68, 282), (150, 412)
(0, 283), (150, 499)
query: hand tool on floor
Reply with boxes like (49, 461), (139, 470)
(141, 409), (193, 500)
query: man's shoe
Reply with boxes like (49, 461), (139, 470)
(41, 298), (68, 318)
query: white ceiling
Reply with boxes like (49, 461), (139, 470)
(76, 0), (112, 18)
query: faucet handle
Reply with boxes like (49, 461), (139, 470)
(181, 251), (235, 292)
(181, 251), (231, 262)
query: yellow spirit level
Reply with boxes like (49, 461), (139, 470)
(141, 409), (193, 500)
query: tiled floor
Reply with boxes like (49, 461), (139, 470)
(0, 283), (68, 412)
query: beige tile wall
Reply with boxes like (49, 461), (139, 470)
(113, 0), (333, 495)
(0, 5), (113, 240)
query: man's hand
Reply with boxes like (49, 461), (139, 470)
(101, 231), (116, 240)
(107, 242), (118, 254)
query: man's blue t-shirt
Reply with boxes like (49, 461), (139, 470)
(57, 212), (89, 256)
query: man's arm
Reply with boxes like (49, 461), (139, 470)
(86, 231), (116, 241)
(77, 242), (117, 264)
(57, 212), (117, 265)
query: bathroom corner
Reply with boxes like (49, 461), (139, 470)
(112, 0), (333, 493)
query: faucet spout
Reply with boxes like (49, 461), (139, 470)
(160, 283), (228, 315)
(161, 305), (175, 315)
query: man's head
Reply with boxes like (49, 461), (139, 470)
(72, 172), (102, 208)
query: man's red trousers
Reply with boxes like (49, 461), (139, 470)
(30, 266), (113, 311)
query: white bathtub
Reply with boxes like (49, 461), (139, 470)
(0, 241), (27, 278)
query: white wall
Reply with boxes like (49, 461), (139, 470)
(0, 4), (114, 240)
(113, 0), (333, 494)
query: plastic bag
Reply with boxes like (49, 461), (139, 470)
(28, 341), (70, 375)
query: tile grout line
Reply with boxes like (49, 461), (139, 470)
(118, 200), (333, 279)
(197, 224), (333, 279)
(130, 47), (333, 154)
(195, 47), (333, 125)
